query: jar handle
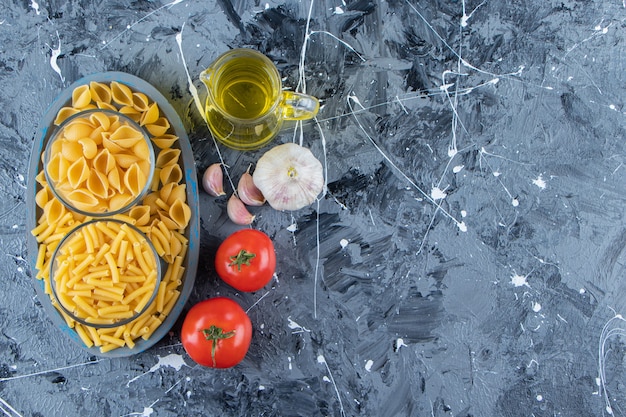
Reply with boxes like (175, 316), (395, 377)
(281, 92), (320, 121)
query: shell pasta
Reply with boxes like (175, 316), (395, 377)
(45, 110), (153, 214)
(33, 80), (192, 353)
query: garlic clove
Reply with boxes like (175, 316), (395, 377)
(202, 163), (226, 197)
(237, 168), (266, 206)
(252, 143), (324, 211)
(227, 194), (255, 225)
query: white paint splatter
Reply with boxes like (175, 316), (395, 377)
(140, 408), (154, 417)
(286, 223), (298, 232)
(457, 221), (468, 232)
(0, 396), (23, 417)
(440, 82), (455, 92)
(287, 317), (301, 330)
(493, 171), (501, 177)
(175, 27), (204, 121)
(460, 210), (467, 218)
(430, 186), (447, 200)
(460, 0), (485, 27)
(126, 354), (187, 387)
(287, 316), (310, 333)
(317, 354), (345, 416)
(31, 0), (40, 15)
(532, 175), (547, 189)
(511, 273), (530, 288)
(49, 33), (64, 83)
(348, 94), (363, 107)
(536, 394), (543, 401)
(396, 338), (407, 351)
(340, 238), (349, 248)
(347, 92), (464, 236)
(598, 314), (626, 415)
(176, 23), (239, 201)
(453, 164), (464, 173)
(396, 96), (409, 114)
(511, 198), (519, 207)
(532, 302), (542, 312)
(333, 6), (344, 14)
(0, 359), (103, 383)
(101, 0), (183, 49)
(364, 360), (373, 372)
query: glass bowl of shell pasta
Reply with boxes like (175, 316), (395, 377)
(43, 109), (155, 217)
(48, 219), (163, 351)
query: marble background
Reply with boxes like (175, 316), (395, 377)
(1, 0), (625, 416)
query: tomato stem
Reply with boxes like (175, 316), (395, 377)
(229, 249), (256, 271)
(201, 325), (236, 367)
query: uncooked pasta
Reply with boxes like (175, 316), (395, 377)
(32, 79), (191, 353)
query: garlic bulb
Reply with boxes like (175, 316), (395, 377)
(252, 143), (324, 211)
(227, 194), (255, 225)
(237, 167), (265, 206)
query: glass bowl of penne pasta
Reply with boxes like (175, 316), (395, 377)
(43, 109), (155, 217)
(48, 219), (162, 334)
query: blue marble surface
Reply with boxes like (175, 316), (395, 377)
(1, 0), (625, 416)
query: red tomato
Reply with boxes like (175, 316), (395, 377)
(215, 229), (276, 292)
(180, 297), (252, 368)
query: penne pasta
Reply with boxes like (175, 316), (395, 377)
(86, 325), (102, 347)
(141, 316), (162, 341)
(92, 243), (111, 266)
(109, 229), (127, 255)
(104, 252), (120, 283)
(133, 287), (154, 314)
(35, 243), (47, 270)
(117, 239), (129, 268)
(123, 331), (136, 349)
(75, 324), (95, 348)
(155, 281), (167, 313)
(92, 288), (123, 303)
(159, 290), (180, 319)
(99, 343), (120, 353)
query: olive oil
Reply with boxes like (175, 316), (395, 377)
(200, 49), (319, 151)
(215, 57), (276, 120)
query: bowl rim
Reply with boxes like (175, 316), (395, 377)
(42, 108), (156, 217)
(48, 218), (162, 329)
